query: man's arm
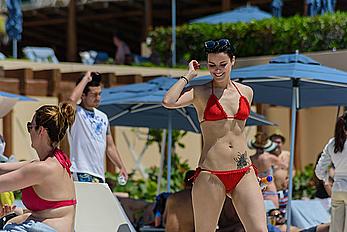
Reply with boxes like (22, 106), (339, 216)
(68, 71), (92, 107)
(106, 134), (128, 179)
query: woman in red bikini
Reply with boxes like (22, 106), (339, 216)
(163, 38), (267, 231)
(0, 103), (76, 232)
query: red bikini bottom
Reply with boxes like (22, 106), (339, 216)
(190, 164), (257, 193)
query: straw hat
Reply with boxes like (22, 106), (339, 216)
(269, 129), (286, 143)
(247, 132), (277, 152)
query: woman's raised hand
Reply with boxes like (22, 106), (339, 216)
(186, 60), (200, 81)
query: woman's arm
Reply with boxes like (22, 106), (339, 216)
(0, 160), (34, 175)
(315, 142), (332, 182)
(162, 60), (199, 109)
(0, 161), (47, 193)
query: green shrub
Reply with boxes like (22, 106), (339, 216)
(106, 129), (191, 202)
(149, 12), (347, 65)
(106, 154), (190, 202)
(293, 163), (317, 199)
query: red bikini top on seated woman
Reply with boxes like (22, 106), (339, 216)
(201, 81), (250, 123)
(21, 149), (77, 212)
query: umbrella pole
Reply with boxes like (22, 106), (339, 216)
(12, 39), (17, 59)
(157, 129), (167, 195)
(286, 86), (298, 232)
(171, 0), (176, 67)
(167, 111), (172, 192)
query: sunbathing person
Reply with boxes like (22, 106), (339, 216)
(0, 103), (76, 232)
(249, 132), (287, 207)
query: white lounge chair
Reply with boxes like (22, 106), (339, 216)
(290, 200), (330, 229)
(22, 46), (59, 63)
(74, 182), (136, 232)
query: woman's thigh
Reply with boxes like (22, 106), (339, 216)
(231, 168), (267, 232)
(192, 171), (226, 232)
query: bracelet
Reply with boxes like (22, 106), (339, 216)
(180, 76), (189, 84)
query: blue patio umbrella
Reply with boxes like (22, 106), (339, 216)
(272, 0), (283, 17)
(190, 6), (272, 24)
(307, 0), (335, 16)
(0, 91), (34, 102)
(6, 0), (22, 58)
(99, 77), (275, 192)
(321, 0), (335, 14)
(190, 53), (347, 231)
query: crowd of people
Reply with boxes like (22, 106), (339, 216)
(0, 38), (342, 232)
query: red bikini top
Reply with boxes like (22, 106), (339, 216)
(22, 149), (77, 212)
(201, 81), (250, 123)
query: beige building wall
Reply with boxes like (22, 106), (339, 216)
(113, 127), (202, 177)
(264, 106), (339, 169)
(0, 97), (59, 161)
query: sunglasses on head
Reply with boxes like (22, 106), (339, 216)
(271, 211), (283, 217)
(204, 39), (231, 53)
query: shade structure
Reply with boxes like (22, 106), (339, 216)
(99, 77), (275, 192)
(0, 91), (35, 118)
(190, 6), (272, 24)
(190, 53), (347, 231)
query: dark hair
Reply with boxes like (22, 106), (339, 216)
(267, 208), (282, 216)
(35, 102), (75, 147)
(112, 31), (124, 40)
(204, 38), (235, 59)
(334, 111), (347, 153)
(76, 72), (102, 95)
(313, 152), (331, 198)
(269, 134), (286, 144)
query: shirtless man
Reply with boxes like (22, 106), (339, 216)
(249, 132), (288, 207)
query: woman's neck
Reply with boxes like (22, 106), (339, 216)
(37, 146), (55, 161)
(213, 78), (230, 89)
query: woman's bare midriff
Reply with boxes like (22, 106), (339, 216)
(6, 205), (75, 232)
(199, 120), (250, 170)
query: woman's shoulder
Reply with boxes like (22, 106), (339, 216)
(234, 82), (253, 93)
(233, 82), (253, 101)
(192, 82), (211, 94)
(326, 137), (335, 146)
